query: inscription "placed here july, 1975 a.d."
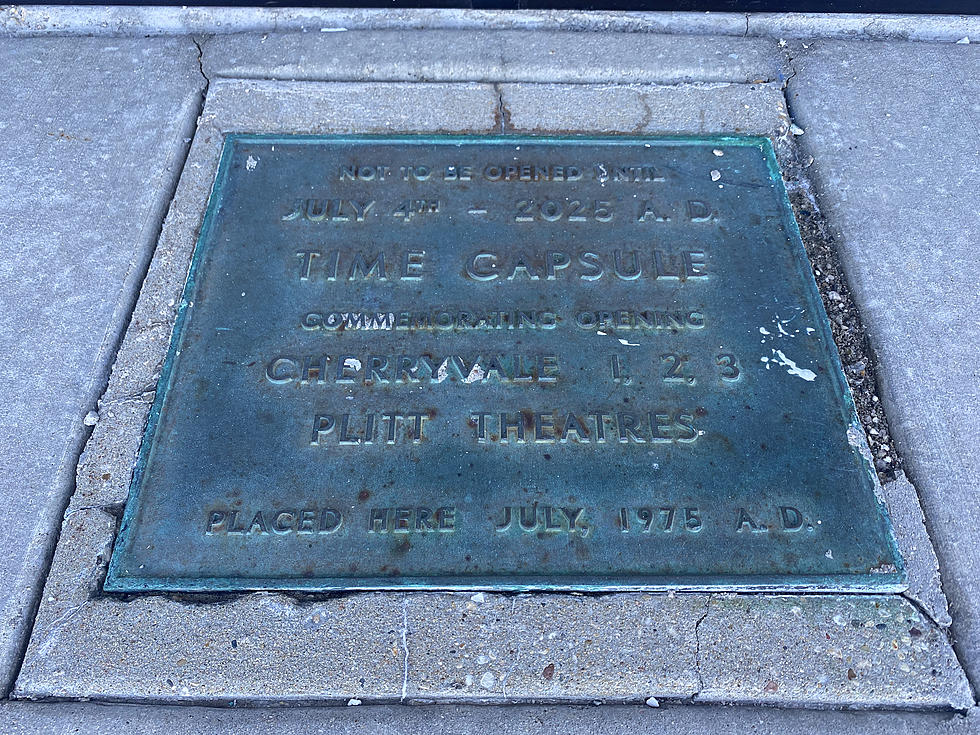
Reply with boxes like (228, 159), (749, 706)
(105, 136), (903, 592)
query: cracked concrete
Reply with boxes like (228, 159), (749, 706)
(13, 500), (970, 707)
(493, 82), (510, 133)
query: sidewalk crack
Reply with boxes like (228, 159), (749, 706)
(192, 35), (211, 88)
(692, 595), (711, 699)
(493, 83), (511, 134)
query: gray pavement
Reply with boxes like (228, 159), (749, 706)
(0, 35), (204, 694)
(786, 38), (980, 687)
(0, 701), (977, 734)
(0, 8), (978, 731)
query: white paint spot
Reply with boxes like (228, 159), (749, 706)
(480, 672), (495, 689)
(825, 549), (834, 559)
(343, 357), (362, 372)
(320, 27), (348, 32)
(806, 327), (815, 334)
(83, 411), (99, 427)
(470, 592), (486, 603)
(956, 36), (970, 44)
(776, 322), (791, 336)
(759, 326), (771, 336)
(770, 349), (817, 381)
(790, 123), (805, 136)
(463, 364), (485, 384)
(245, 155), (258, 171)
(710, 169), (722, 181)
(618, 338), (639, 347)
(712, 149), (724, 156)
(347, 698), (361, 706)
(434, 360), (450, 383)
(645, 697), (660, 708)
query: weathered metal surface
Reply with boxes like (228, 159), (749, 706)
(105, 135), (904, 592)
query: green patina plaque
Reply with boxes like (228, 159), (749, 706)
(106, 135), (904, 592)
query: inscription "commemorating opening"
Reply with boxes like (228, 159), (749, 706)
(105, 136), (904, 593)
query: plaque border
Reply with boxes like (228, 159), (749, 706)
(104, 133), (905, 594)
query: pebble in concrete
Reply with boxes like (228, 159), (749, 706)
(15, 505), (970, 706)
(499, 81), (789, 136)
(17, 509), (405, 703)
(698, 594), (971, 709)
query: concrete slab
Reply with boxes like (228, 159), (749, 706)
(0, 701), (976, 734)
(0, 36), (204, 694)
(202, 30), (784, 84)
(499, 81), (789, 136)
(786, 39), (980, 689)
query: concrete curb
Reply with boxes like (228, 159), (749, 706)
(1, 7), (978, 43)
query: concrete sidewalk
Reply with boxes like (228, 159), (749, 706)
(0, 8), (977, 731)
